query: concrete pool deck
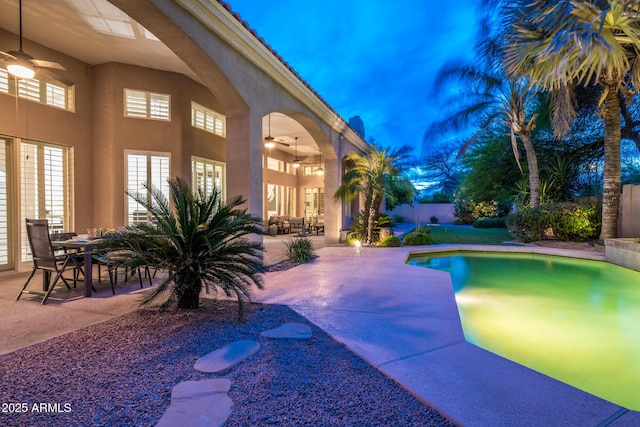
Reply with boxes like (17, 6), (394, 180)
(254, 243), (640, 426)
(2, 239), (639, 426)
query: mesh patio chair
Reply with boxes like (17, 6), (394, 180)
(16, 219), (101, 304)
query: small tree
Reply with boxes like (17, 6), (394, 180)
(100, 177), (265, 319)
(334, 144), (413, 245)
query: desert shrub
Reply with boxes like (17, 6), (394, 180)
(473, 217), (507, 228)
(377, 235), (402, 247)
(402, 226), (434, 246)
(430, 216), (439, 224)
(283, 235), (315, 263)
(506, 203), (600, 243)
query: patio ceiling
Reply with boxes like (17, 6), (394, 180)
(0, 0), (320, 156)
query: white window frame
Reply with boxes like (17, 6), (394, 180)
(20, 140), (73, 262)
(192, 156), (225, 202)
(125, 151), (171, 225)
(266, 157), (284, 172)
(124, 89), (171, 121)
(0, 67), (75, 111)
(191, 102), (226, 136)
(304, 165), (322, 175)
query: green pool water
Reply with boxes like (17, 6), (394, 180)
(407, 251), (640, 410)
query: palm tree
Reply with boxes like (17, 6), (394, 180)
(427, 17), (544, 207)
(503, 0), (640, 239)
(334, 144), (413, 245)
(100, 177), (265, 319)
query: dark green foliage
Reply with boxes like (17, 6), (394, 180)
(394, 215), (404, 223)
(430, 216), (439, 224)
(506, 203), (600, 243)
(283, 236), (315, 263)
(473, 217), (507, 228)
(99, 177), (265, 319)
(402, 226), (434, 246)
(376, 235), (402, 247)
(459, 135), (524, 207)
(348, 211), (394, 244)
(419, 192), (452, 203)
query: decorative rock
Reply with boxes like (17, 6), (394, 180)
(194, 340), (260, 373)
(156, 379), (233, 427)
(260, 322), (312, 339)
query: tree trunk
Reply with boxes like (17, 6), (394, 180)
(176, 276), (202, 309)
(520, 133), (540, 208)
(367, 192), (382, 245)
(599, 81), (622, 240)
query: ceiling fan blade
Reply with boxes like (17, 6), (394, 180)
(0, 50), (17, 61)
(37, 67), (74, 86)
(31, 59), (66, 71)
(276, 141), (290, 147)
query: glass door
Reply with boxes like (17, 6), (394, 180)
(304, 187), (324, 225)
(0, 138), (11, 270)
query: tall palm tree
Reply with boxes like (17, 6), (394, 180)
(427, 15), (544, 208)
(503, 0), (640, 239)
(100, 177), (265, 319)
(334, 144), (413, 245)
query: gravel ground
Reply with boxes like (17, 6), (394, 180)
(0, 300), (456, 427)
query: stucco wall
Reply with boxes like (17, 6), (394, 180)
(620, 184), (640, 238)
(91, 62), (223, 228)
(386, 203), (456, 224)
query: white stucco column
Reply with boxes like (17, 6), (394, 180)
(225, 110), (263, 221)
(323, 155), (341, 243)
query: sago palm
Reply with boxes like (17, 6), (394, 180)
(100, 177), (265, 319)
(503, 0), (640, 239)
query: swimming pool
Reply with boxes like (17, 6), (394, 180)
(407, 251), (640, 410)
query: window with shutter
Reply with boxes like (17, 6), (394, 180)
(190, 102), (225, 136)
(126, 152), (170, 225)
(124, 89), (170, 121)
(20, 141), (71, 262)
(0, 139), (8, 268)
(191, 157), (225, 202)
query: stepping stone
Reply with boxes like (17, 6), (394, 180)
(260, 322), (312, 339)
(194, 340), (260, 373)
(156, 379), (233, 427)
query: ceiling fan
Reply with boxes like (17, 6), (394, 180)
(0, 0), (73, 86)
(264, 113), (290, 148)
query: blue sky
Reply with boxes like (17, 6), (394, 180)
(228, 0), (481, 156)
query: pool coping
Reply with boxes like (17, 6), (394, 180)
(257, 244), (640, 427)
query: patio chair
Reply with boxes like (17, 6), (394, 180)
(17, 219), (89, 304)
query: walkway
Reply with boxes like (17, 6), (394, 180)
(2, 232), (639, 425)
(253, 243), (640, 427)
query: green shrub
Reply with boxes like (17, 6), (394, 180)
(432, 192), (451, 203)
(430, 216), (439, 224)
(473, 217), (507, 228)
(377, 235), (402, 247)
(506, 203), (600, 243)
(402, 227), (434, 246)
(349, 211), (394, 243)
(394, 215), (404, 223)
(472, 200), (499, 220)
(283, 236), (316, 263)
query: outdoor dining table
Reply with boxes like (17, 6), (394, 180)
(51, 239), (98, 297)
